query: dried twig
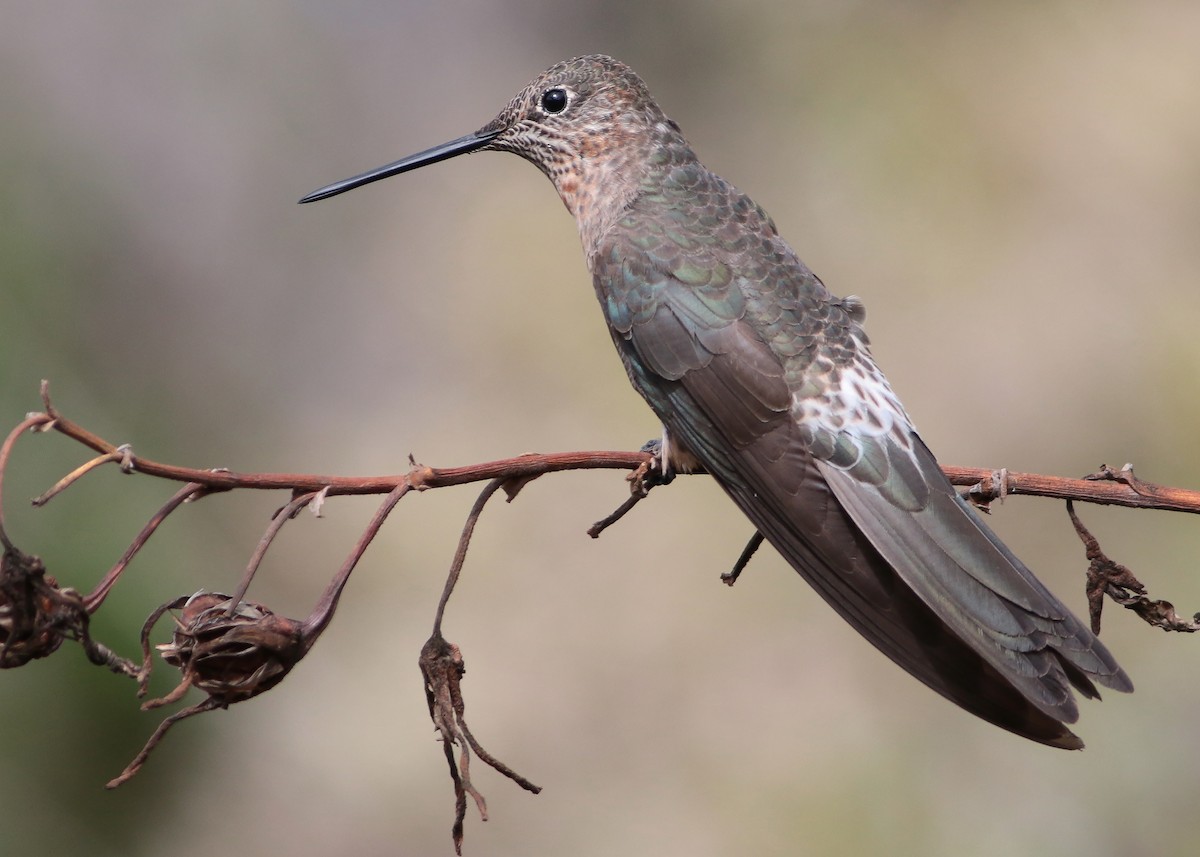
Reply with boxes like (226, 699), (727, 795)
(433, 480), (505, 636)
(5, 384), (1200, 853)
(104, 697), (222, 789)
(722, 531), (766, 587)
(301, 484), (410, 647)
(86, 482), (210, 613)
(943, 463), (1200, 515)
(226, 491), (323, 613)
(14, 387), (1200, 518)
(36, 402), (653, 498)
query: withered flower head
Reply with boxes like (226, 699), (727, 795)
(1, 545), (78, 668)
(153, 591), (305, 704)
(108, 592), (308, 790)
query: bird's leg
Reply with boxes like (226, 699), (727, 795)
(659, 426), (673, 481)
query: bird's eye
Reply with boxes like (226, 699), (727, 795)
(540, 87), (568, 114)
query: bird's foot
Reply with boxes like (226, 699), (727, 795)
(637, 437), (676, 487)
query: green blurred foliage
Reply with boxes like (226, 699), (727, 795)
(2, 2), (1199, 855)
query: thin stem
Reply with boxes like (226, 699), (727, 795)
(299, 484), (411, 648)
(0, 413), (55, 551)
(722, 530), (766, 586)
(104, 697), (221, 789)
(85, 483), (210, 613)
(432, 479), (506, 637)
(587, 494), (645, 538)
(226, 491), (322, 614)
(31, 449), (124, 507)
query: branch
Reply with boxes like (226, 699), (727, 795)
(4, 383), (1200, 854)
(39, 401), (651, 497)
(13, 382), (1200, 514)
(941, 463), (1200, 514)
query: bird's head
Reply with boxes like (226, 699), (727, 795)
(300, 55), (687, 237)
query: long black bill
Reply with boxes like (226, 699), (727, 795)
(298, 129), (499, 204)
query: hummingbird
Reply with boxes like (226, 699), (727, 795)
(301, 54), (1131, 748)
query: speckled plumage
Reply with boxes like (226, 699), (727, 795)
(302, 54), (1131, 748)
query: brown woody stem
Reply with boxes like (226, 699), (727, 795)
(18, 396), (1200, 515)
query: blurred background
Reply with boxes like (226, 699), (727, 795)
(2, 2), (1199, 855)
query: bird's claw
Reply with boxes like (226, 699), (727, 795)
(638, 437), (676, 486)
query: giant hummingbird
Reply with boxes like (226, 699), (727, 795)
(300, 54), (1131, 748)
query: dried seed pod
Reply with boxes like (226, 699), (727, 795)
(109, 592), (308, 789)
(153, 592), (305, 705)
(1, 545), (79, 668)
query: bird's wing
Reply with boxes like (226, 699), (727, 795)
(593, 224), (1130, 748)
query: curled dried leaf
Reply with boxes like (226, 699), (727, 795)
(420, 631), (540, 855)
(1068, 500), (1200, 634)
